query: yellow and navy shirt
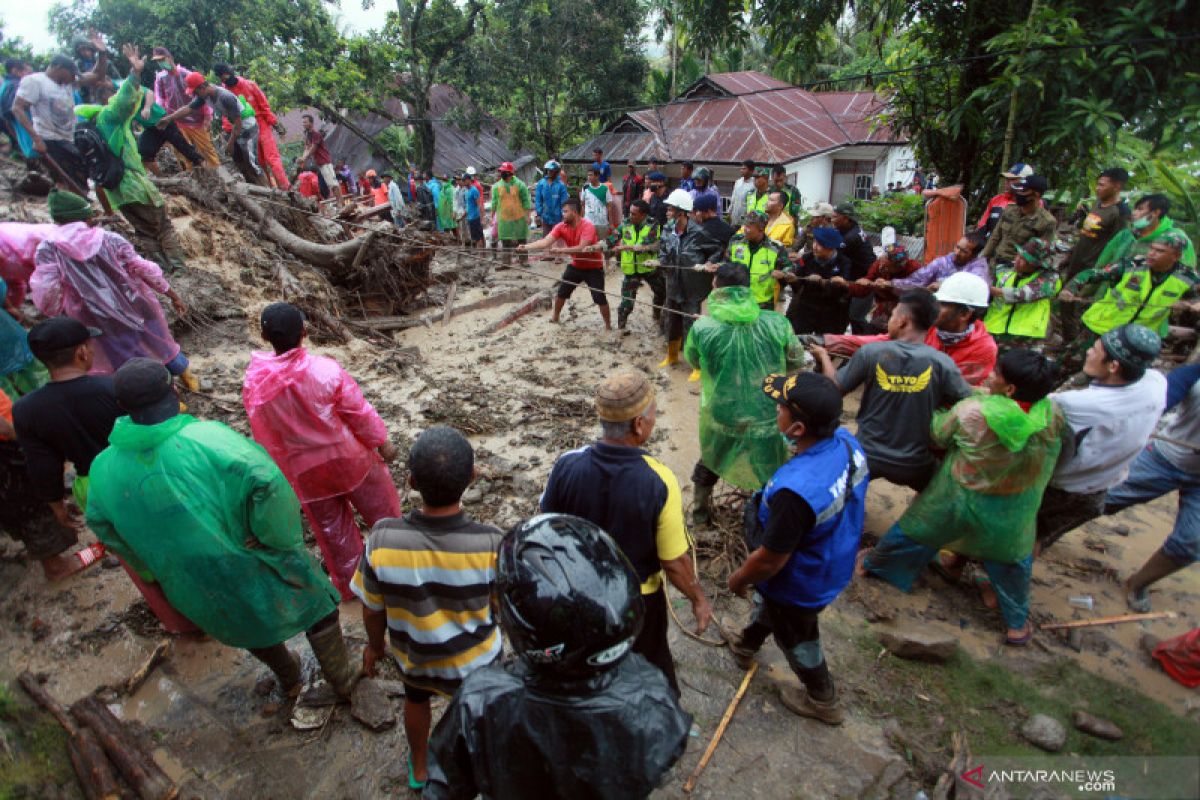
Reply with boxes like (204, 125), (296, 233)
(540, 441), (689, 594)
(351, 510), (503, 695)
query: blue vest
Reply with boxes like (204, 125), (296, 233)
(756, 428), (868, 608)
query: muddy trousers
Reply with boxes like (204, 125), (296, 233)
(301, 462), (401, 601)
(499, 239), (528, 267)
(618, 270), (666, 326)
(1035, 485), (1106, 552)
(866, 523), (1033, 631)
(175, 124), (221, 168)
(120, 202), (186, 271)
(740, 595), (833, 701)
(633, 587), (680, 697)
(248, 608), (341, 690)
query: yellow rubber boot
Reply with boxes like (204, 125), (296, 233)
(688, 367), (701, 382)
(179, 367), (200, 393)
(658, 339), (681, 368)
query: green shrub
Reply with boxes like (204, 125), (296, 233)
(846, 192), (926, 237)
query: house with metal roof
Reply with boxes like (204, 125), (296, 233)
(563, 71), (916, 207)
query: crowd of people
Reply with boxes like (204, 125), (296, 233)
(1, 32), (1199, 798)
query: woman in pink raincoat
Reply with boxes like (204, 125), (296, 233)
(242, 302), (401, 600)
(31, 190), (195, 387)
(0, 222), (57, 310)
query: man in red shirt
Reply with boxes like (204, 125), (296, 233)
(976, 162), (1034, 236)
(520, 198), (611, 330)
(212, 64), (289, 189)
(300, 114), (343, 203)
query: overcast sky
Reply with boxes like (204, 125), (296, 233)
(0, 0), (393, 53)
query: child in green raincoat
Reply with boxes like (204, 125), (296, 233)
(861, 349), (1067, 645)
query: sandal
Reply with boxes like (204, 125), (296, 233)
(407, 754), (426, 792)
(1005, 625), (1033, 647)
(929, 551), (965, 584)
(43, 542), (106, 583)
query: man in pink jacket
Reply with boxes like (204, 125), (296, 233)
(242, 302), (401, 600)
(212, 64), (290, 190)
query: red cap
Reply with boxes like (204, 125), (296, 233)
(499, 161), (514, 173)
(184, 71), (206, 93)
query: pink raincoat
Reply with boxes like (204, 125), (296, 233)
(32, 224), (181, 374)
(242, 347), (389, 503)
(0, 222), (57, 309)
(243, 347), (396, 598)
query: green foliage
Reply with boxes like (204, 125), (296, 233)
(460, 0), (647, 156)
(375, 125), (414, 168)
(846, 192), (926, 236)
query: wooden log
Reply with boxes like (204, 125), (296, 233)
(68, 728), (122, 800)
(123, 640), (171, 697)
(442, 281), (458, 325)
(1040, 611), (1176, 631)
(481, 291), (553, 335)
(683, 662), (758, 793)
(18, 671), (78, 736)
(352, 289), (528, 332)
(71, 695), (178, 800)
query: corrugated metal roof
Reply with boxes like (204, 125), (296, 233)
(273, 85), (530, 177)
(564, 71), (903, 166)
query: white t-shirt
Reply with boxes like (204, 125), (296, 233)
(15, 73), (77, 142)
(580, 183), (612, 228)
(1050, 370), (1167, 494)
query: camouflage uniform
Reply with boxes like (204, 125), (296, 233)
(981, 203), (1057, 266)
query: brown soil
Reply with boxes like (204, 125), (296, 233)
(1, 170), (1196, 799)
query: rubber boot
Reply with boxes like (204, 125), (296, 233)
(688, 367), (701, 382)
(306, 622), (360, 699)
(251, 645), (303, 696)
(780, 684), (845, 726)
(617, 309), (630, 330)
(179, 367), (200, 393)
(692, 483), (713, 528)
(658, 338), (681, 368)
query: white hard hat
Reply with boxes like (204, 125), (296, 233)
(934, 272), (990, 308)
(466, 166), (477, 176)
(666, 188), (693, 212)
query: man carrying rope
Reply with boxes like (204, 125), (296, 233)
(519, 198), (612, 331)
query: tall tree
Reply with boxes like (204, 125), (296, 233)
(463, 0), (647, 156)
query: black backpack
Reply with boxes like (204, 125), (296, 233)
(73, 120), (124, 191)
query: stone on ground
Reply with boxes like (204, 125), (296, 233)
(1020, 714), (1067, 752)
(351, 678), (398, 731)
(1071, 710), (1123, 741)
(877, 626), (958, 663)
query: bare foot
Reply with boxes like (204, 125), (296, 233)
(854, 547), (872, 578)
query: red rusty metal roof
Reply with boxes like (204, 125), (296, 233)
(566, 71), (903, 166)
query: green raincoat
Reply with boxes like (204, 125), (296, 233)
(437, 180), (455, 231)
(684, 285), (806, 490)
(86, 415), (338, 649)
(74, 75), (163, 211)
(1091, 216), (1195, 273)
(898, 395), (1066, 563)
(490, 177), (532, 241)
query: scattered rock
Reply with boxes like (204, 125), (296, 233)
(350, 679), (397, 731)
(254, 677), (276, 697)
(877, 627), (957, 663)
(1020, 714), (1067, 752)
(1072, 710), (1123, 741)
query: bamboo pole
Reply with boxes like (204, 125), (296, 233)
(1040, 611), (1176, 631)
(683, 662), (759, 793)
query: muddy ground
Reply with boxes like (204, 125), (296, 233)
(0, 180), (1197, 799)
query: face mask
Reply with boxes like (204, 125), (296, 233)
(1013, 193), (1033, 207)
(1132, 216), (1153, 231)
(222, 76), (237, 87)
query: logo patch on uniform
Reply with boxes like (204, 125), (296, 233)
(875, 364), (932, 393)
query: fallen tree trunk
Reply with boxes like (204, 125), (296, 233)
(71, 695), (178, 800)
(68, 728), (122, 800)
(17, 671), (78, 736)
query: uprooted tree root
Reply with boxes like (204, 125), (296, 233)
(154, 168), (451, 339)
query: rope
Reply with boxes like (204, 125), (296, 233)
(214, 187), (708, 322)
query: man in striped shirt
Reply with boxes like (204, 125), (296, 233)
(352, 426), (502, 792)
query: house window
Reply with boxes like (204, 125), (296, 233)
(854, 174), (873, 200)
(830, 159), (878, 205)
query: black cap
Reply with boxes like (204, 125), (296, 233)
(27, 317), (101, 360)
(113, 358), (178, 424)
(260, 302), (305, 346)
(1014, 175), (1049, 195)
(763, 372), (843, 435)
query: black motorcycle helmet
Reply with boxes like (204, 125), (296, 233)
(496, 514), (644, 680)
